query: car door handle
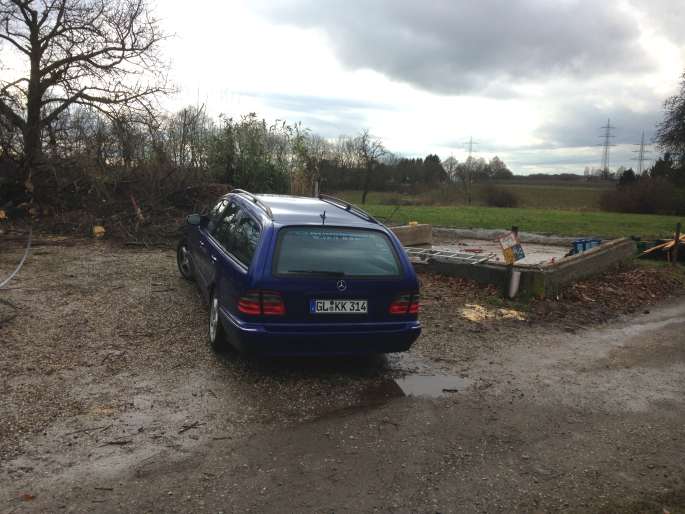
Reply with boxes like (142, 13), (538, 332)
(199, 241), (205, 247)
(210, 254), (217, 262)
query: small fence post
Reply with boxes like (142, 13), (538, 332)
(673, 223), (681, 266)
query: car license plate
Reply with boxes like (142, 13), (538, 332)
(310, 299), (368, 314)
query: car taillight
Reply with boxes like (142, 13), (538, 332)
(238, 291), (261, 315)
(261, 291), (286, 315)
(409, 293), (420, 314)
(238, 290), (286, 316)
(389, 292), (420, 315)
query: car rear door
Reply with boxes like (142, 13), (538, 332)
(209, 206), (263, 317)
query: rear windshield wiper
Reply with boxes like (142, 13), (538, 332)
(286, 270), (346, 277)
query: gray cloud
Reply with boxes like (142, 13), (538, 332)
(536, 103), (662, 149)
(435, 99), (663, 173)
(629, 0), (685, 47)
(258, 0), (653, 96)
(240, 92), (395, 114)
(241, 92), (381, 137)
(437, 102), (661, 154)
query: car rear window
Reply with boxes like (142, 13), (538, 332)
(274, 227), (401, 277)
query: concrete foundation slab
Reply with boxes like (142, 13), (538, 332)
(433, 227), (580, 246)
(523, 237), (636, 298)
(391, 224), (432, 246)
(433, 238), (568, 266)
(400, 224), (637, 298)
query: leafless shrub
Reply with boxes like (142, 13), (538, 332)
(482, 184), (519, 208)
(599, 179), (680, 214)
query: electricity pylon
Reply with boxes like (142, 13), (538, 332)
(631, 130), (651, 175)
(599, 119), (616, 180)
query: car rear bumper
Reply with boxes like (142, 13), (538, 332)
(219, 307), (421, 355)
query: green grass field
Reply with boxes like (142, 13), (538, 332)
(336, 181), (613, 211)
(371, 205), (684, 239)
(334, 191), (683, 239)
(364, 204), (682, 239)
(485, 183), (609, 210)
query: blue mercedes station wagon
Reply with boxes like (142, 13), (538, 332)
(177, 190), (421, 355)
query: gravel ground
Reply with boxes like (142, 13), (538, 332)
(1, 239), (684, 513)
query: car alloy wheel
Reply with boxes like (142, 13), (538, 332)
(178, 245), (192, 278)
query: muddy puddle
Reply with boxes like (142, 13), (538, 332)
(220, 352), (470, 422)
(394, 374), (471, 397)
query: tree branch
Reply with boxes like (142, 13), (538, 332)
(0, 97), (25, 130)
(0, 29), (30, 55)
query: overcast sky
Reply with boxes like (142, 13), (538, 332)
(159, 0), (685, 174)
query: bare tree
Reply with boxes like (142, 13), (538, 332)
(455, 157), (476, 205)
(354, 129), (385, 205)
(166, 105), (212, 170)
(331, 135), (356, 169)
(656, 70), (685, 165)
(0, 0), (168, 190)
(292, 127), (330, 196)
(443, 155), (458, 183)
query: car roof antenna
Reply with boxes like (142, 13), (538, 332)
(320, 210), (326, 225)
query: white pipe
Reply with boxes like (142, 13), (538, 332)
(0, 226), (32, 289)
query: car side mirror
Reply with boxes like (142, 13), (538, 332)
(186, 213), (205, 226)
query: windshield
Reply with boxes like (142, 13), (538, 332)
(274, 227), (402, 278)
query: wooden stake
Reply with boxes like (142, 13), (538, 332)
(673, 222), (682, 266)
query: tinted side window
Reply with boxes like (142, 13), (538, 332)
(207, 198), (230, 232)
(231, 215), (261, 265)
(212, 202), (240, 250)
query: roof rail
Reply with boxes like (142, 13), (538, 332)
(231, 189), (273, 219)
(318, 194), (378, 224)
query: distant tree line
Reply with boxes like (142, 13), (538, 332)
(0, 92), (514, 207)
(320, 153), (512, 199)
(526, 173), (588, 182)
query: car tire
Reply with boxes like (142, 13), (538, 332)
(177, 242), (194, 281)
(208, 292), (228, 352)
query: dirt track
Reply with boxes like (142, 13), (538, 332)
(1, 240), (684, 513)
